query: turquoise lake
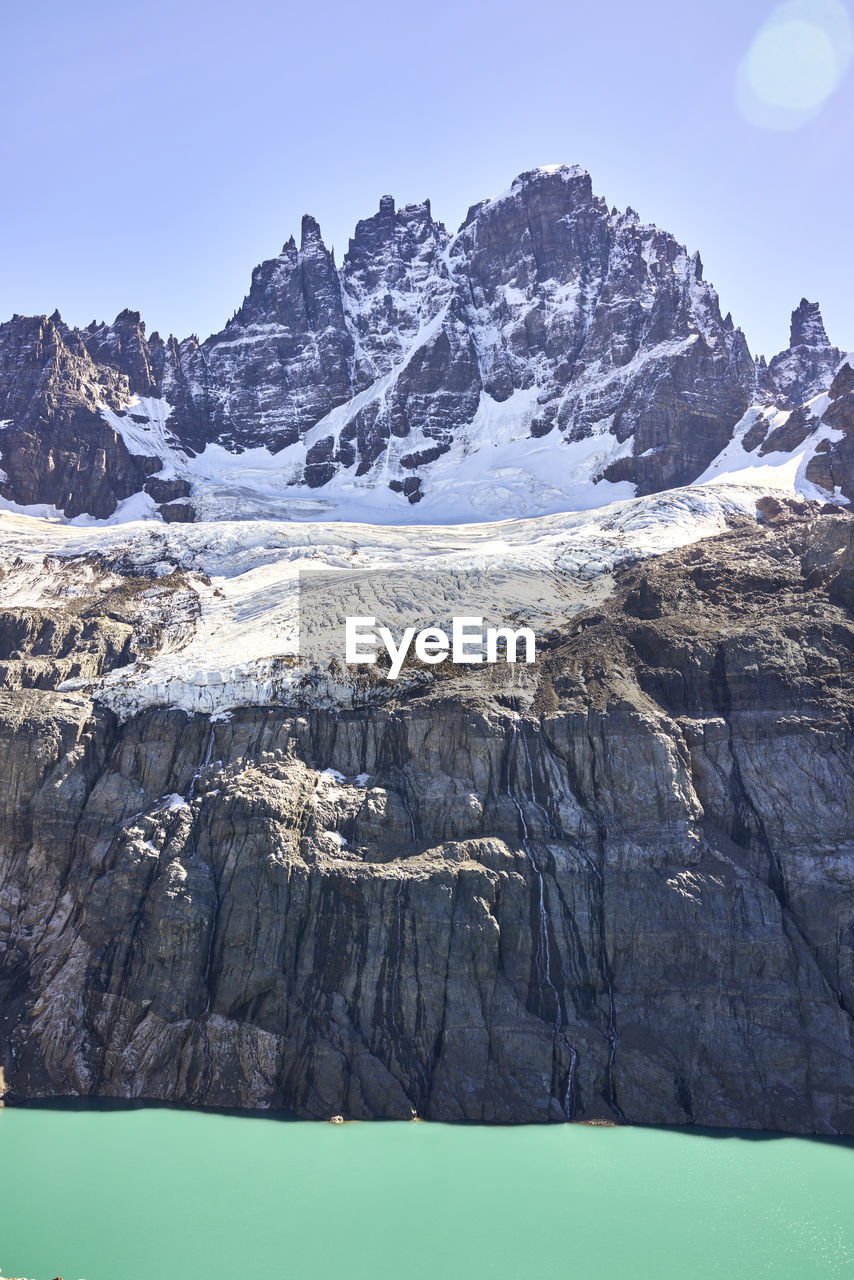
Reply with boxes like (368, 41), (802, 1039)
(1, 1107), (853, 1279)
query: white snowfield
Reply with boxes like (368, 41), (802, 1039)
(159, 366), (848, 525)
(7, 361), (852, 533)
(0, 482), (780, 719)
(2, 375), (845, 532)
(97, 387), (638, 525)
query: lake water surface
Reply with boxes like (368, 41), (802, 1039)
(1, 1106), (853, 1279)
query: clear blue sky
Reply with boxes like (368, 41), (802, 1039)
(1, 0), (851, 358)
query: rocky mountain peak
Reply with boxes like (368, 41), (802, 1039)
(113, 307), (145, 331)
(459, 166), (596, 233)
(506, 163), (596, 215)
(0, 164), (848, 522)
(518, 162), (592, 189)
(790, 297), (831, 348)
(83, 308), (157, 397)
(767, 298), (841, 406)
(300, 213), (325, 248)
(344, 194), (445, 270)
(340, 193), (450, 385)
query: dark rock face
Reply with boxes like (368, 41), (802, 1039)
(804, 361), (854, 504)
(0, 314), (161, 519)
(1, 506), (853, 1131)
(3, 166), (842, 521)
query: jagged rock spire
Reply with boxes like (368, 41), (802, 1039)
(300, 214), (323, 248)
(790, 298), (831, 348)
(767, 298), (840, 406)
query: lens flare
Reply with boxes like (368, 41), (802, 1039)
(737, 0), (853, 129)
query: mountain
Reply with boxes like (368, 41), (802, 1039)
(1, 166), (854, 1136)
(0, 165), (848, 524)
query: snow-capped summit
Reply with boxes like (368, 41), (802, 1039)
(0, 167), (847, 524)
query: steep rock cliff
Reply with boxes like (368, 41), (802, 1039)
(1, 502), (853, 1131)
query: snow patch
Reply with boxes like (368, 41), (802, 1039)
(102, 396), (181, 470)
(158, 794), (190, 812)
(320, 769), (347, 785)
(695, 395), (849, 504)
